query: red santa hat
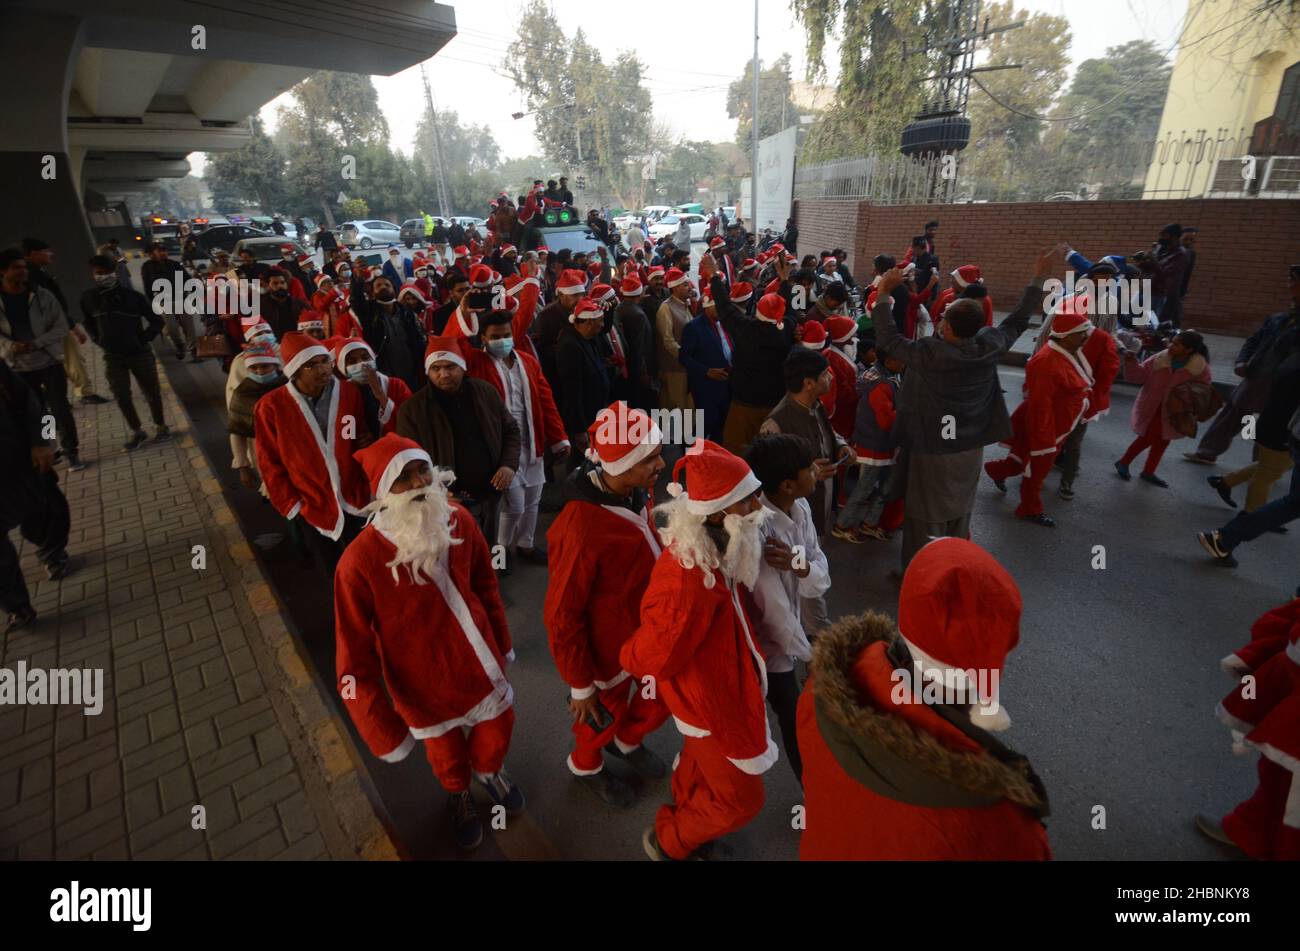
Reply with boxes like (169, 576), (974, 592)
(764, 278), (782, 295)
(333, 337), (376, 368)
(800, 320), (827, 349)
(665, 439), (762, 516)
(242, 316), (273, 342)
(586, 261), (602, 276)
(355, 433), (433, 501)
(281, 331), (331, 378)
(769, 242), (785, 255)
(740, 257), (759, 274)
(665, 267), (690, 289)
(708, 236), (726, 251)
(569, 298), (603, 323)
(756, 292), (786, 328)
(499, 243), (518, 257)
(585, 400), (663, 475)
(730, 281), (754, 304)
(646, 266), (665, 281)
(424, 336), (467, 373)
(620, 275), (644, 297)
(826, 314), (857, 344)
(898, 537), (1022, 730)
(590, 283), (616, 305)
(399, 280), (428, 305)
(469, 263), (495, 288)
(951, 264), (982, 288)
(453, 245), (470, 259)
(700, 286), (716, 309)
(314, 273), (334, 290)
(296, 253), (313, 268)
(243, 338), (281, 367)
(556, 269), (587, 296)
(1049, 295), (1093, 338)
(296, 313), (324, 333)
(823, 256), (838, 268)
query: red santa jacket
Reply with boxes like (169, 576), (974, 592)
(620, 554), (778, 775)
(798, 613), (1051, 860)
(1080, 328), (1120, 423)
(545, 481), (662, 696)
(933, 287), (994, 327)
(504, 274), (542, 360)
(254, 379), (371, 539)
(373, 373), (412, 435)
(1005, 342), (1093, 461)
(466, 347), (568, 458)
(334, 504), (513, 760)
(822, 345), (859, 441)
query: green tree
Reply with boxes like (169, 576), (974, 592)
(727, 54), (800, 156)
(206, 116), (286, 213)
(340, 198), (369, 220)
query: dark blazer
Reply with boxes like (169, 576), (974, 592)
(395, 377), (520, 475)
(554, 328), (611, 438)
(679, 314), (731, 410)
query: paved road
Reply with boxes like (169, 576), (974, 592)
(156, 247), (1282, 860)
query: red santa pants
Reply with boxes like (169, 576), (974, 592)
(569, 679), (670, 774)
(656, 735), (765, 860)
(422, 708), (515, 793)
(1222, 756), (1300, 861)
(984, 451), (1058, 517)
(1119, 412), (1169, 476)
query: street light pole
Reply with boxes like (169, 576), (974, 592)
(751, 0), (760, 227)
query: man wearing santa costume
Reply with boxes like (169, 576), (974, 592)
(333, 337), (411, 436)
(254, 332), (371, 574)
(545, 402), (671, 807)
(1055, 306), (1119, 502)
(798, 537), (1050, 860)
(335, 433), (522, 852)
(620, 440), (779, 860)
(822, 315), (861, 442)
(502, 253), (543, 360)
(932, 265), (994, 328)
(983, 298), (1094, 527)
(467, 310), (570, 568)
(1199, 599), (1300, 860)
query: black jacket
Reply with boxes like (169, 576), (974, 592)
(0, 359), (49, 488)
(258, 293), (308, 339)
(316, 229), (338, 251)
(555, 328), (611, 438)
(355, 299), (426, 393)
(79, 285), (161, 356)
(140, 258), (186, 304)
(713, 275), (795, 407)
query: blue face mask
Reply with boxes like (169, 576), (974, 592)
(248, 368), (280, 385)
(486, 337), (514, 358)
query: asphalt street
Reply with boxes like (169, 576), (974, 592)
(151, 247), (1280, 861)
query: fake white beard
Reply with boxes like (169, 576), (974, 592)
(366, 472), (461, 585)
(658, 495), (770, 590)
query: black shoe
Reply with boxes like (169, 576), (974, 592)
(1268, 525), (1289, 535)
(66, 452), (87, 472)
(1207, 476), (1236, 508)
(1197, 530), (1232, 561)
(1140, 472), (1169, 488)
(124, 430), (148, 452)
(1114, 460), (1131, 481)
(516, 546), (548, 566)
(1058, 479), (1075, 501)
(80, 394), (110, 405)
(174, 346), (185, 360)
(477, 769), (526, 817)
(991, 477), (1007, 493)
(154, 425), (172, 442)
(45, 555), (71, 581)
(496, 552), (514, 577)
(692, 838), (736, 861)
(1021, 513), (1056, 528)
(606, 742), (668, 779)
(449, 791), (483, 852)
(576, 769), (636, 808)
(4, 605), (36, 635)
(642, 826), (680, 861)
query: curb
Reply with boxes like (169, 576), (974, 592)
(156, 363), (403, 861)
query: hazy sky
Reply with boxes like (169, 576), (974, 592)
(229, 0), (1188, 168)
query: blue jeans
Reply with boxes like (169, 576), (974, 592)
(835, 463), (892, 530)
(1220, 442), (1300, 551)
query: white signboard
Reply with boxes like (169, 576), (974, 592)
(751, 126), (797, 231)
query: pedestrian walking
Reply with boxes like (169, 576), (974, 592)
(1115, 331), (1212, 487)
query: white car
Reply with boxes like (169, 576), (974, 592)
(615, 206), (672, 230)
(647, 213), (707, 242)
(338, 219), (401, 249)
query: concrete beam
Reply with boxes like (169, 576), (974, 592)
(67, 113), (252, 153)
(83, 155), (193, 181)
(185, 62), (314, 123)
(73, 48), (173, 116)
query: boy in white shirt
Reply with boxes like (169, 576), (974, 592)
(743, 433), (831, 783)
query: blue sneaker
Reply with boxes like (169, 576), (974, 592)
(477, 769), (525, 817)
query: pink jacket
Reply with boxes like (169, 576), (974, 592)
(1123, 349), (1211, 441)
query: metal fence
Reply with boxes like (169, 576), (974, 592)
(793, 126), (1295, 204)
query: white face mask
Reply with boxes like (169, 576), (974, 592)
(94, 273), (118, 289)
(842, 341), (858, 362)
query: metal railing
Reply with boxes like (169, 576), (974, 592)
(792, 126), (1292, 204)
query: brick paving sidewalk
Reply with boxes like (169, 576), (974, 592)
(0, 342), (389, 860)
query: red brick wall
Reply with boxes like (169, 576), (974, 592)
(793, 198), (1300, 337)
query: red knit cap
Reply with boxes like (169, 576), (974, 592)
(355, 433), (432, 500)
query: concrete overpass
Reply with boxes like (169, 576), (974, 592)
(0, 0), (456, 298)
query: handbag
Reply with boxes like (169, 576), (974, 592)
(196, 330), (233, 358)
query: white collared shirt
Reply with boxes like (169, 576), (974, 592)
(750, 495), (831, 673)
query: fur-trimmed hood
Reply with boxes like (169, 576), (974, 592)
(1151, 348), (1207, 377)
(811, 610), (1047, 813)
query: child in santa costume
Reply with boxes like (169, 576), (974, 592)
(335, 433), (522, 852)
(821, 315), (861, 442)
(1198, 599), (1300, 860)
(333, 337), (411, 436)
(254, 331), (371, 573)
(620, 440), (779, 860)
(797, 537), (1051, 860)
(984, 299), (1094, 527)
(544, 402), (672, 807)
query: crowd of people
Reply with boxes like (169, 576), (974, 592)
(1, 190), (1295, 862)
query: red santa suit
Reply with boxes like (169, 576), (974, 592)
(984, 304), (1094, 517)
(545, 404), (670, 774)
(254, 332), (371, 540)
(932, 266), (994, 328)
(1214, 600), (1300, 860)
(503, 272), (542, 360)
(333, 338), (411, 435)
(822, 316), (860, 441)
(619, 441), (777, 860)
(334, 435), (515, 792)
(1080, 326), (1120, 424)
(799, 537), (1051, 860)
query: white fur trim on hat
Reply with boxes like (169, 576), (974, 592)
(284, 343), (330, 378)
(376, 446), (433, 501)
(424, 348), (467, 373)
(684, 470), (762, 517)
(245, 352), (282, 367)
(666, 272), (690, 288)
(898, 633), (1011, 731)
(337, 339), (375, 366)
(599, 420), (664, 476)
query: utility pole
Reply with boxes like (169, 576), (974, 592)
(419, 63), (451, 218)
(751, 0), (760, 226)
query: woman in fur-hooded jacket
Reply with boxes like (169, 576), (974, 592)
(796, 537), (1051, 860)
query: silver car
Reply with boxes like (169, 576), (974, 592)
(338, 219), (402, 250)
